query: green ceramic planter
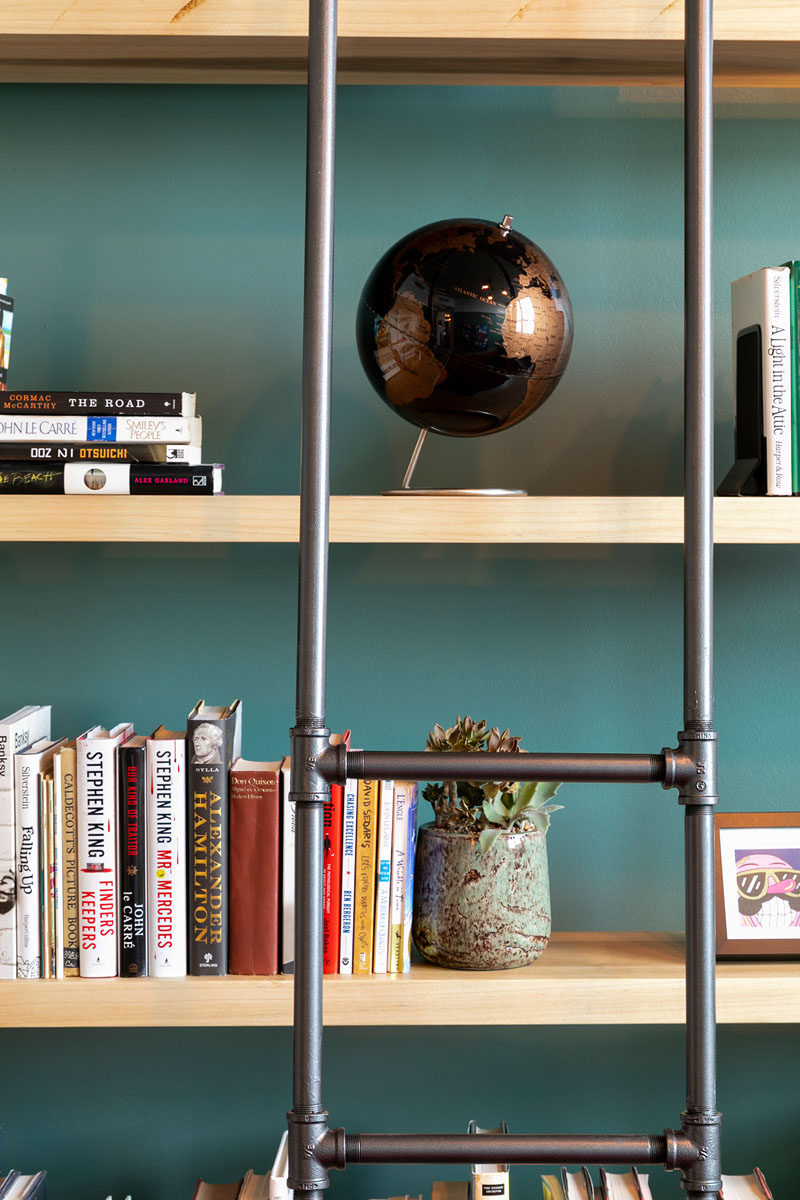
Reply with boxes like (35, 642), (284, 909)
(411, 822), (551, 970)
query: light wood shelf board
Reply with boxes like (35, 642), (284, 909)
(3, 2), (800, 85)
(4, 494), (800, 544)
(1, 933), (797, 1027)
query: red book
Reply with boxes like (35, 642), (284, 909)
(322, 732), (349, 974)
(229, 758), (281, 976)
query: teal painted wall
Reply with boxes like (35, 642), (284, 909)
(1, 83), (798, 1198)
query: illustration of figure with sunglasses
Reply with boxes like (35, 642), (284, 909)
(736, 850), (800, 928)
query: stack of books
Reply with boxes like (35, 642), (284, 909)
(0, 701), (417, 980)
(0, 389), (222, 494)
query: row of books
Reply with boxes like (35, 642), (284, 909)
(0, 386), (222, 493)
(0, 702), (418, 979)
(725, 262), (800, 496)
(429, 1167), (771, 1200)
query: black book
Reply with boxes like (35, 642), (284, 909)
(118, 736), (148, 978)
(0, 389), (195, 416)
(186, 699), (242, 976)
(0, 462), (222, 494)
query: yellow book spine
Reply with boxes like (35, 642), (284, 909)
(59, 745), (80, 976)
(353, 778), (377, 976)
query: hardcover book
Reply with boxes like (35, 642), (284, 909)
(0, 704), (51, 979)
(338, 766), (358, 974)
(76, 721), (133, 977)
(323, 731), (349, 974)
(731, 266), (791, 495)
(146, 727), (187, 978)
(229, 757), (281, 976)
(186, 698), (242, 976)
(280, 754), (294, 974)
(0, 389), (196, 416)
(53, 740), (79, 976)
(0, 282), (13, 390)
(118, 735), (148, 977)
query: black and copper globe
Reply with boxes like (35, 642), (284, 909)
(356, 215), (573, 441)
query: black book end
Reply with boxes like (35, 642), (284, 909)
(717, 456), (765, 496)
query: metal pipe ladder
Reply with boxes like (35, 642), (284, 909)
(287, 2), (720, 1196)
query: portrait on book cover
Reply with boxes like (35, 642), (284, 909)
(715, 812), (800, 956)
(191, 721), (223, 764)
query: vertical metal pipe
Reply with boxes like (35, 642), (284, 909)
(682, 2), (721, 1196)
(290, 2), (337, 1197)
(684, 0), (714, 735)
(295, 0), (337, 732)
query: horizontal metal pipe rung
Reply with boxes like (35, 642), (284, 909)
(318, 747), (666, 787)
(339, 1132), (674, 1167)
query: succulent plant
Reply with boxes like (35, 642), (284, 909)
(422, 715), (563, 852)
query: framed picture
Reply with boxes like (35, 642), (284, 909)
(715, 811), (800, 957)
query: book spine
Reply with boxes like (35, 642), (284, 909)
(764, 267), (791, 495)
(388, 781), (411, 973)
(0, 414), (195, 443)
(146, 739), (187, 978)
(43, 774), (55, 978)
(77, 738), (120, 977)
(353, 778), (377, 976)
(52, 770), (65, 979)
(322, 779), (344, 974)
(39, 774), (49, 978)
(338, 774), (358, 974)
(790, 262), (800, 494)
(372, 780), (395, 973)
(0, 707), (51, 979)
(402, 785), (418, 973)
(118, 741), (148, 977)
(229, 768), (280, 976)
(0, 441), (203, 464)
(187, 718), (231, 976)
(14, 756), (41, 978)
(0, 461), (221, 494)
(0, 390), (195, 416)
(79, 867), (116, 976)
(280, 760), (294, 974)
(58, 747), (80, 976)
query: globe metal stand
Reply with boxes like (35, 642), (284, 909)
(382, 428), (527, 496)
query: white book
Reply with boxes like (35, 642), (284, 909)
(146, 727), (188, 978)
(731, 265), (791, 495)
(269, 1130), (293, 1200)
(76, 721), (133, 977)
(719, 1172), (772, 1200)
(14, 735), (66, 978)
(372, 779), (394, 973)
(338, 768), (358, 974)
(0, 704), (51, 979)
(600, 1168), (652, 1200)
(388, 780), (411, 973)
(0, 413), (198, 443)
(280, 755), (294, 974)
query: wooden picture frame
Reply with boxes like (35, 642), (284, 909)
(715, 811), (800, 957)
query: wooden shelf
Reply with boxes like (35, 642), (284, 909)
(3, 494), (800, 544)
(3, 1), (800, 85)
(2, 933), (797, 1027)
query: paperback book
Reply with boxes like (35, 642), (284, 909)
(0, 461), (223, 494)
(0, 413), (197, 443)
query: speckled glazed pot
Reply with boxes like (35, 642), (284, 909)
(412, 823), (551, 970)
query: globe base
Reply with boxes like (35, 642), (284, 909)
(382, 487), (527, 496)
